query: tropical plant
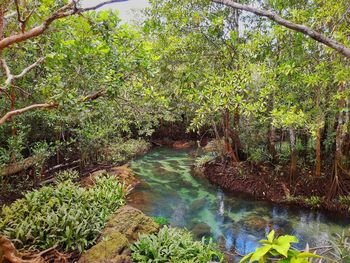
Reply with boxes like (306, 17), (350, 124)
(55, 169), (80, 183)
(305, 196), (323, 208)
(131, 226), (224, 262)
(0, 176), (125, 252)
(330, 231), (350, 262)
(240, 230), (321, 263)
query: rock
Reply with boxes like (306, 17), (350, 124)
(79, 232), (130, 263)
(110, 165), (140, 189)
(190, 198), (206, 213)
(81, 165), (140, 190)
(79, 206), (159, 263)
(103, 206), (159, 242)
(241, 216), (268, 231)
(190, 223), (212, 239)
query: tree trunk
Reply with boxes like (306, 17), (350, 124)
(222, 109), (239, 163)
(269, 125), (278, 163)
(315, 125), (322, 177)
(212, 120), (220, 141)
(0, 7), (4, 41)
(315, 88), (322, 177)
(335, 84), (346, 171)
(232, 108), (243, 159)
(289, 129), (297, 178)
(0, 156), (41, 177)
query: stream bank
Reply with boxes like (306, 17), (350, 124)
(203, 160), (350, 216)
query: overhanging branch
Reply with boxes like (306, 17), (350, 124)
(0, 103), (58, 125)
(0, 0), (124, 51)
(1, 57), (45, 87)
(212, 0), (350, 58)
(0, 88), (107, 125)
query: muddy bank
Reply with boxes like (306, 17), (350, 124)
(204, 161), (350, 217)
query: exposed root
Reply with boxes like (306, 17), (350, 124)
(0, 236), (74, 263)
(0, 236), (43, 263)
(327, 161), (350, 201)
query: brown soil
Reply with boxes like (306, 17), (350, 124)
(204, 160), (350, 216)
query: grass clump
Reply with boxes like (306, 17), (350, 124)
(0, 176), (125, 252)
(131, 226), (224, 262)
(152, 216), (169, 226)
(305, 196), (323, 208)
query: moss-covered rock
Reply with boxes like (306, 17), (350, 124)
(79, 232), (129, 263)
(79, 206), (159, 263)
(103, 206), (159, 242)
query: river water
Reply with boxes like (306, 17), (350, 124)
(128, 147), (349, 257)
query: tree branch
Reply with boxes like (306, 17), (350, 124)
(1, 57), (45, 87)
(80, 0), (128, 12)
(212, 0), (350, 58)
(0, 0), (124, 51)
(81, 89), (106, 102)
(14, 57), (45, 79)
(4, 11), (16, 21)
(0, 103), (58, 125)
(0, 58), (11, 80)
(0, 88), (108, 125)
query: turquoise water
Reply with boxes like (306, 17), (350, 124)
(128, 147), (349, 256)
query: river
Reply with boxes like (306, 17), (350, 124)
(128, 147), (349, 258)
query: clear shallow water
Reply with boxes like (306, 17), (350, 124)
(128, 147), (350, 256)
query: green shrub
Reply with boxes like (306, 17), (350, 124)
(152, 216), (169, 226)
(305, 196), (323, 208)
(277, 141), (291, 164)
(195, 154), (216, 168)
(107, 139), (150, 164)
(0, 176), (125, 252)
(55, 169), (80, 183)
(248, 147), (271, 163)
(240, 230), (321, 263)
(131, 226), (224, 262)
(339, 195), (350, 207)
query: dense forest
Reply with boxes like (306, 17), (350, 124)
(0, 0), (349, 262)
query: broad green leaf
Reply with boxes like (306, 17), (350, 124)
(250, 245), (272, 263)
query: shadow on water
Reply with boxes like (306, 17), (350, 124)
(128, 147), (350, 256)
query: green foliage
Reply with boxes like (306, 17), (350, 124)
(305, 196), (323, 208)
(151, 216), (169, 226)
(194, 154), (216, 168)
(248, 147), (272, 163)
(330, 231), (350, 262)
(276, 142), (291, 164)
(0, 132), (26, 166)
(78, 136), (150, 166)
(338, 195), (350, 206)
(55, 169), (80, 183)
(338, 195), (350, 212)
(131, 226), (224, 263)
(0, 176), (125, 252)
(106, 139), (151, 164)
(240, 230), (321, 263)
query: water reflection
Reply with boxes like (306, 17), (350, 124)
(128, 147), (349, 255)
